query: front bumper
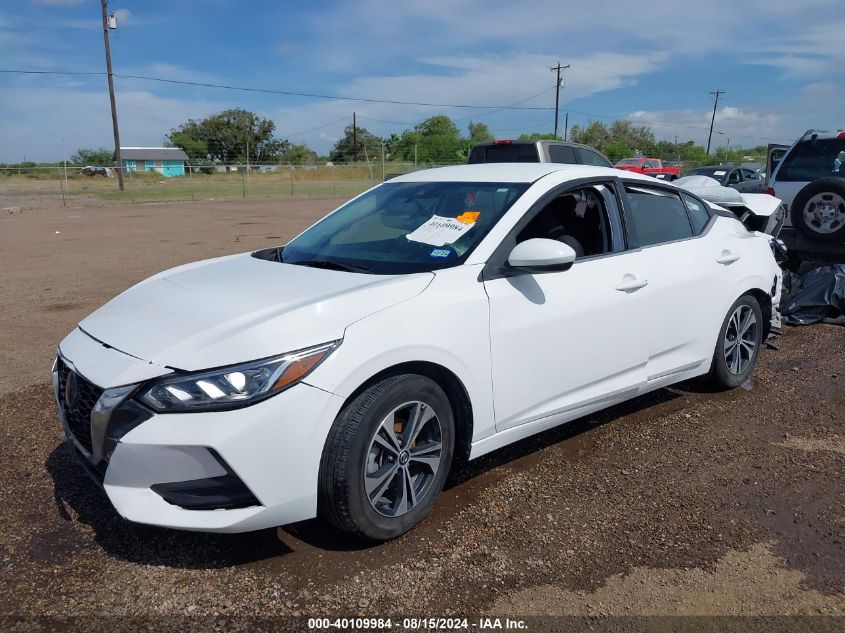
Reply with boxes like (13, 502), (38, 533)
(54, 331), (345, 533)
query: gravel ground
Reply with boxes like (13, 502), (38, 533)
(0, 195), (843, 628)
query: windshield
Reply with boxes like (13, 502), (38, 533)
(468, 144), (538, 163)
(615, 158), (641, 166)
(280, 181), (530, 274)
(686, 168), (726, 179)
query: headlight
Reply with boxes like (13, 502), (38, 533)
(138, 341), (339, 412)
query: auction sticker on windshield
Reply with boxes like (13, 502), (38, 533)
(406, 214), (477, 246)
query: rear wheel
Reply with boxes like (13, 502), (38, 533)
(318, 374), (454, 540)
(707, 295), (763, 390)
(790, 178), (845, 243)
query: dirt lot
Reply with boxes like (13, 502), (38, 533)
(0, 194), (843, 627)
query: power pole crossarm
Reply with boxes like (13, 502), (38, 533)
(706, 90), (724, 156)
(101, 0), (124, 191)
(550, 62), (570, 140)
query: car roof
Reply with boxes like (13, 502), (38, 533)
(387, 163), (659, 184)
(473, 139), (585, 146)
(797, 129), (845, 141)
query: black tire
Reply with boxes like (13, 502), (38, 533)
(790, 177), (845, 243)
(706, 295), (763, 390)
(318, 374), (455, 540)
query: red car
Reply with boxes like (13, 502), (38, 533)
(613, 157), (681, 181)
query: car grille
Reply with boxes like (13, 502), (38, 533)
(56, 358), (103, 455)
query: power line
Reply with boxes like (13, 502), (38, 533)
(452, 86), (557, 122)
(358, 87), (558, 129)
(357, 114), (418, 127)
(1, 68), (791, 144)
(284, 115), (349, 137)
(0, 69), (554, 110)
(564, 107), (790, 142)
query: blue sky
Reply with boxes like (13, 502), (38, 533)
(0, 0), (843, 162)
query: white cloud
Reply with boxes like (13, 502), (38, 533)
(0, 87), (225, 161)
(625, 106), (786, 146)
(801, 82), (837, 96)
(113, 8), (131, 25)
(745, 20), (845, 78)
(3, 0), (844, 159)
(268, 50), (668, 153)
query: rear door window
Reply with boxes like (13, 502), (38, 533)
(577, 148), (611, 167)
(547, 144), (577, 164)
(681, 192), (711, 234)
(468, 144), (539, 164)
(625, 185), (693, 247)
(778, 138), (845, 181)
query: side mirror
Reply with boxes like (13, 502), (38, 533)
(507, 238), (576, 273)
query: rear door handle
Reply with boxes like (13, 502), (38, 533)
(716, 250), (740, 265)
(615, 275), (648, 292)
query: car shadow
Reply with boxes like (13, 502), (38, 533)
(45, 443), (293, 569)
(45, 386), (682, 567)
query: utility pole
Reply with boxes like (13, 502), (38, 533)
(550, 62), (570, 140)
(101, 0), (124, 191)
(352, 112), (357, 163)
(706, 90), (724, 155)
(564, 112), (569, 141)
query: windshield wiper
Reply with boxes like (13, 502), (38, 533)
(291, 259), (373, 274)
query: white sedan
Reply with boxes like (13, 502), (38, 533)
(53, 164), (781, 540)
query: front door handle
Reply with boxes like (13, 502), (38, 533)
(716, 250), (740, 265)
(615, 275), (649, 292)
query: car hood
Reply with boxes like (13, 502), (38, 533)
(79, 253), (434, 371)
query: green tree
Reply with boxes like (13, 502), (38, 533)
(459, 121), (496, 159)
(568, 120), (659, 161)
(168, 109), (289, 164)
(517, 132), (557, 141)
(609, 120), (656, 156)
(569, 121), (612, 152)
(167, 132), (208, 161)
(280, 143), (319, 164)
(70, 147), (114, 165)
(329, 124), (383, 163)
(414, 115), (463, 163)
(467, 121), (493, 144)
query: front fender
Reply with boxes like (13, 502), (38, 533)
(304, 265), (496, 443)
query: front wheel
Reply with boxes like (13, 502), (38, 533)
(318, 374), (455, 540)
(706, 295), (763, 390)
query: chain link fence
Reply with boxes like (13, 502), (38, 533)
(0, 162), (467, 205)
(0, 155), (766, 206)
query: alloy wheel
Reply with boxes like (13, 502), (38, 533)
(364, 401), (443, 517)
(723, 304), (758, 375)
